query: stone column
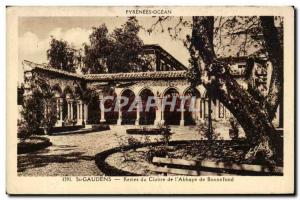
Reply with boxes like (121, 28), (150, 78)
(135, 98), (140, 126)
(67, 101), (70, 120)
(44, 104), (48, 119)
(83, 103), (88, 125)
(60, 98), (63, 124)
(80, 101), (83, 124)
(215, 99), (219, 121)
(196, 97), (201, 122)
(70, 100), (74, 121)
(154, 96), (162, 125)
(76, 102), (79, 124)
(160, 97), (165, 124)
(56, 98), (60, 119)
(117, 96), (122, 125)
(99, 92), (106, 124)
(76, 100), (83, 125)
(180, 98), (185, 126)
(54, 98), (59, 126)
(56, 98), (63, 126)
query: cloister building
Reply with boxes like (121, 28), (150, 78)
(21, 45), (282, 128)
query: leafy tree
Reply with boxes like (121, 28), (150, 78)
(82, 24), (111, 74)
(18, 83), (58, 140)
(189, 16), (282, 163)
(18, 89), (44, 140)
(83, 17), (147, 74)
(40, 85), (58, 133)
(47, 37), (76, 72)
(147, 16), (283, 163)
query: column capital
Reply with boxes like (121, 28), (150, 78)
(58, 97), (64, 104)
(97, 89), (104, 100)
(67, 99), (74, 103)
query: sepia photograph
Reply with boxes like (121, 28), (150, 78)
(6, 6), (294, 194)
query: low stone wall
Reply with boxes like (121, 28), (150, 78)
(18, 136), (52, 154)
(126, 128), (162, 135)
(95, 140), (198, 176)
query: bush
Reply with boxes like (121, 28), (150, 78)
(127, 136), (142, 147)
(145, 146), (167, 162)
(19, 89), (44, 138)
(157, 122), (172, 146)
(196, 120), (216, 140)
(18, 84), (58, 137)
(17, 119), (30, 141)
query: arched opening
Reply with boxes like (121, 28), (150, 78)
(121, 89), (136, 125)
(163, 88), (181, 125)
(104, 90), (118, 124)
(88, 94), (100, 124)
(51, 84), (62, 97)
(184, 88), (201, 125)
(52, 86), (62, 123)
(63, 86), (74, 125)
(139, 88), (156, 125)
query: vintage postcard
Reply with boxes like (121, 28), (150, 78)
(6, 6), (294, 194)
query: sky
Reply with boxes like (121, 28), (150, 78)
(18, 16), (192, 82)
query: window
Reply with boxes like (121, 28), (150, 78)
(166, 64), (171, 71)
(219, 102), (224, 118)
(237, 64), (246, 75)
(160, 60), (166, 71)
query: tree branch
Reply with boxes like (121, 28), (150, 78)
(191, 17), (278, 158)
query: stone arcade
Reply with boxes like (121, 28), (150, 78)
(21, 45), (282, 128)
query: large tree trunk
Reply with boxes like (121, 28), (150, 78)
(260, 16), (283, 121)
(191, 16), (279, 163)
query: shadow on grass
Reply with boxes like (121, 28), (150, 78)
(17, 144), (94, 173)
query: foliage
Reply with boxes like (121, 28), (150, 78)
(145, 146), (167, 162)
(17, 119), (30, 141)
(82, 17), (147, 74)
(18, 89), (44, 139)
(127, 136), (142, 148)
(40, 87), (58, 130)
(47, 37), (77, 72)
(113, 133), (135, 162)
(229, 117), (240, 140)
(18, 84), (58, 139)
(196, 120), (218, 140)
(157, 122), (172, 147)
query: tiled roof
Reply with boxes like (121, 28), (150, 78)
(84, 70), (187, 81)
(23, 60), (187, 81)
(23, 60), (83, 79)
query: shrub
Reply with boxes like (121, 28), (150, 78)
(113, 133), (134, 162)
(145, 146), (167, 162)
(41, 95), (58, 133)
(157, 122), (172, 147)
(127, 136), (142, 147)
(19, 89), (44, 138)
(196, 120), (216, 140)
(17, 119), (30, 141)
(18, 84), (58, 138)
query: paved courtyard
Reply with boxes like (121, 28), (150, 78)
(18, 123), (240, 176)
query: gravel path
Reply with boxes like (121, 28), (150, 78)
(17, 124), (233, 176)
